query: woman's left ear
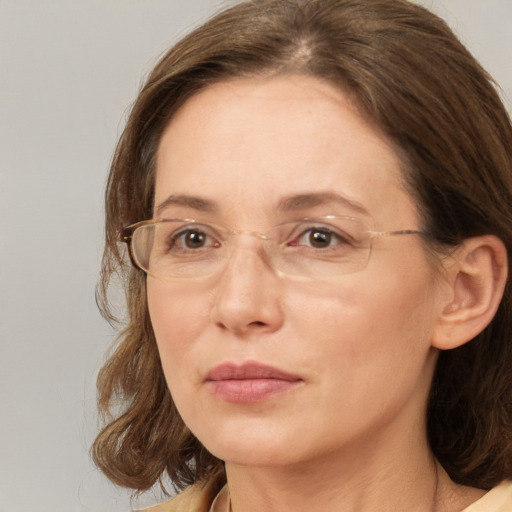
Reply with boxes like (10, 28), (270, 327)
(432, 235), (508, 350)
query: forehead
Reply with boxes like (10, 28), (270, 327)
(154, 75), (418, 229)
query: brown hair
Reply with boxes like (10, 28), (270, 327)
(93, 0), (512, 495)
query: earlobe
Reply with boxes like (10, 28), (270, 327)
(432, 235), (508, 350)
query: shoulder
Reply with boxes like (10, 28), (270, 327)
(462, 481), (512, 512)
(136, 482), (215, 512)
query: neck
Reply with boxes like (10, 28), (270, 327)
(225, 414), (443, 512)
(226, 461), (439, 512)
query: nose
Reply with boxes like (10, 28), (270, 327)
(211, 240), (285, 336)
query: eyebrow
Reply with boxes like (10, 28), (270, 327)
(277, 192), (369, 215)
(155, 194), (219, 216)
(155, 191), (369, 218)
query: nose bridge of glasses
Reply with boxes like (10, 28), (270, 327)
(228, 228), (271, 241)
(223, 229), (277, 270)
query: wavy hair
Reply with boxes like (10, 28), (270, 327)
(92, 0), (512, 494)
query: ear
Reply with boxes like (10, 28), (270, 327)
(432, 235), (508, 350)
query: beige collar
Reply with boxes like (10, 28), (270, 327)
(209, 484), (230, 512)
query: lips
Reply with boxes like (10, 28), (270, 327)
(205, 362), (303, 403)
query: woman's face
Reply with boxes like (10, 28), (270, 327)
(148, 75), (445, 468)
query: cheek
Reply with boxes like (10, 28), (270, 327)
(147, 280), (211, 379)
(290, 263), (438, 385)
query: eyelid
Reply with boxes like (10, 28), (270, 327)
(287, 216), (360, 231)
(170, 222), (222, 239)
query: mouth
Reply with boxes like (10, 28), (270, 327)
(205, 362), (303, 403)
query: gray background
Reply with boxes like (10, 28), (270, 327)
(1, 1), (511, 511)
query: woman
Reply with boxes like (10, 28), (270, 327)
(93, 0), (512, 510)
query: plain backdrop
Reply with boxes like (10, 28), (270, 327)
(1, 1), (511, 511)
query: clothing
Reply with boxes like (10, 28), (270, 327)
(462, 481), (512, 512)
(136, 478), (226, 512)
(138, 479), (512, 512)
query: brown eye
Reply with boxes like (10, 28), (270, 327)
(287, 225), (350, 250)
(168, 228), (218, 252)
(183, 230), (207, 249)
(308, 229), (332, 248)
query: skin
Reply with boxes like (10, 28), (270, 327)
(147, 75), (485, 511)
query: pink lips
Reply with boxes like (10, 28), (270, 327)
(206, 362), (303, 403)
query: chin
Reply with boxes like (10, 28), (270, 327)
(212, 444), (301, 468)
(195, 423), (305, 468)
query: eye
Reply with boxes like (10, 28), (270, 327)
(306, 228), (336, 248)
(179, 229), (208, 249)
(166, 226), (220, 251)
(289, 226), (351, 249)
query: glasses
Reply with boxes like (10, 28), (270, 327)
(122, 216), (423, 281)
